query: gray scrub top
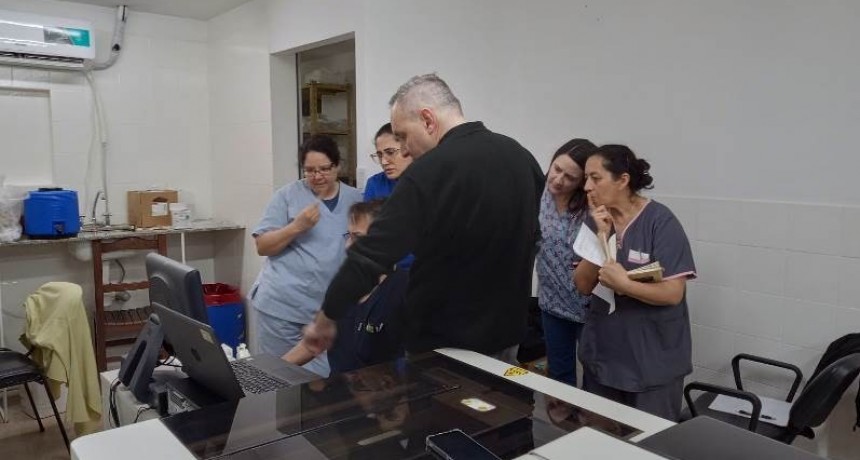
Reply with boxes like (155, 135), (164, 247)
(578, 200), (697, 392)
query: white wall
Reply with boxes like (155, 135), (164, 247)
(269, 0), (860, 206)
(0, 0), (216, 354)
(0, 89), (53, 185)
(264, 1), (860, 457)
(208, 0), (274, 351)
(0, 0), (213, 221)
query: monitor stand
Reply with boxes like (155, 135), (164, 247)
(117, 314), (164, 404)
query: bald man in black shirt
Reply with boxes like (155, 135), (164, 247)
(303, 74), (544, 362)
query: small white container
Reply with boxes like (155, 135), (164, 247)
(169, 203), (192, 229)
(236, 343), (251, 360)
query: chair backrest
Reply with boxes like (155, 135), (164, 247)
(788, 353), (860, 432)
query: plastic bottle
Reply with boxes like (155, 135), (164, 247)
(221, 343), (235, 362)
(235, 343), (251, 360)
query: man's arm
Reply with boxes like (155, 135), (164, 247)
(321, 175), (426, 320)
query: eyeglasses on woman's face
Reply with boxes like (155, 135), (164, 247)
(303, 163), (336, 177)
(369, 148), (401, 165)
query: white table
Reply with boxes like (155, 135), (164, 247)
(73, 349), (675, 460)
(516, 427), (668, 459)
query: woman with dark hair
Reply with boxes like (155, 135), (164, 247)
(250, 134), (363, 377)
(574, 144), (696, 421)
(537, 138), (597, 387)
(364, 122), (416, 269)
(364, 123), (414, 200)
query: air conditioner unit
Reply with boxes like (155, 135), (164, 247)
(0, 9), (95, 70)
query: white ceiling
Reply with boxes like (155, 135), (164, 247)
(56, 0), (254, 21)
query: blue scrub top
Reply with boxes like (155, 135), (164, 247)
(363, 172), (397, 201)
(362, 172), (414, 269)
(536, 188), (590, 323)
(251, 180), (363, 324)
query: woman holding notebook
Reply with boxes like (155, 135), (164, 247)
(573, 144), (697, 421)
(536, 138), (598, 387)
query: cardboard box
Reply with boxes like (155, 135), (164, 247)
(127, 190), (178, 228)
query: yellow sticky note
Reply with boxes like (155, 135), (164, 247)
(504, 367), (529, 377)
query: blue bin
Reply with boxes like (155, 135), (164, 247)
(203, 284), (245, 351)
(23, 188), (80, 238)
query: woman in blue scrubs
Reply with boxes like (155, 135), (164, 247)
(363, 123), (413, 201)
(574, 144), (696, 421)
(251, 135), (363, 377)
(363, 122), (415, 270)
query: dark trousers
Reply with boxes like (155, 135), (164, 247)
(541, 311), (584, 387)
(583, 369), (684, 422)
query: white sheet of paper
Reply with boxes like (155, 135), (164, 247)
(593, 283), (616, 314)
(573, 224), (605, 266)
(708, 394), (791, 427)
(572, 225), (617, 314)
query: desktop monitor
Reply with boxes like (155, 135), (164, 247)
(146, 253), (208, 324)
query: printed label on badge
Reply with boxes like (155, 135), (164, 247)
(200, 329), (214, 344)
(628, 249), (650, 264)
(461, 398), (496, 412)
(504, 367), (529, 377)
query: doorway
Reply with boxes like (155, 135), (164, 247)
(296, 39), (357, 186)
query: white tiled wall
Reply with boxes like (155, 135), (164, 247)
(657, 194), (860, 457)
(0, 0), (212, 222)
(0, 1), (216, 353)
(0, 88), (54, 186)
(208, 0), (274, 351)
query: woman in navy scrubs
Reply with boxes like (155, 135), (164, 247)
(574, 144), (696, 421)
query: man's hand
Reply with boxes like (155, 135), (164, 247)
(302, 311), (337, 354)
(294, 202), (321, 232)
(598, 262), (631, 294)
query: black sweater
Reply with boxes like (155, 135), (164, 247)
(322, 122), (545, 354)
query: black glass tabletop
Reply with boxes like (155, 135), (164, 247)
(161, 352), (640, 459)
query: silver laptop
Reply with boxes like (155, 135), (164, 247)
(154, 303), (319, 401)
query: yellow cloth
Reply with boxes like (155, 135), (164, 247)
(20, 282), (101, 435)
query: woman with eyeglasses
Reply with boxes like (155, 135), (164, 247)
(364, 122), (416, 270)
(537, 138), (598, 388)
(250, 134), (363, 377)
(363, 123), (413, 201)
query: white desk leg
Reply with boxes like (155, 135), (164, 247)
(180, 232), (186, 265)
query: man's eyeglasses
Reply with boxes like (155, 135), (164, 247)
(303, 163), (336, 177)
(370, 148), (401, 164)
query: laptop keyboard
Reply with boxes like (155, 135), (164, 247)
(230, 360), (290, 394)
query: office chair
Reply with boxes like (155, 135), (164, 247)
(683, 352), (860, 444)
(0, 347), (70, 450)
